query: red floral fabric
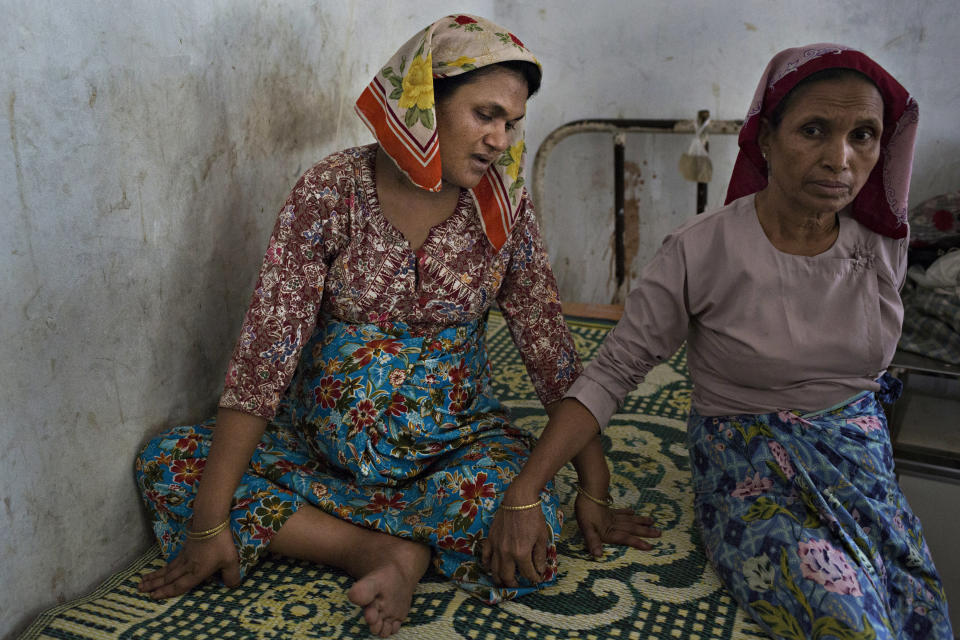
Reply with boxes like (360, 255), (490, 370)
(220, 144), (580, 419)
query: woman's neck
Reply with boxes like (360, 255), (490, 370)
(374, 147), (461, 250)
(754, 189), (840, 257)
(375, 147), (457, 201)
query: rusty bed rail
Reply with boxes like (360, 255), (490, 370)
(531, 113), (742, 290)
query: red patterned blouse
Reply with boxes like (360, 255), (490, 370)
(219, 144), (582, 419)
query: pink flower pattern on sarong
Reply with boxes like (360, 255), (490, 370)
(767, 440), (795, 479)
(847, 415), (884, 433)
(798, 538), (863, 596)
(731, 472), (774, 498)
(688, 378), (952, 639)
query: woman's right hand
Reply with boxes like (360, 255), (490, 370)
(138, 529), (241, 598)
(483, 502), (551, 588)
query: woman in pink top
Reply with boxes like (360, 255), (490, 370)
(486, 45), (952, 639)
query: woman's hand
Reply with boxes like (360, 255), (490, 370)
(482, 503), (550, 588)
(138, 529), (241, 599)
(575, 492), (661, 558)
(138, 407), (265, 599)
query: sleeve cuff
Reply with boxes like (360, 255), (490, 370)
(218, 392), (276, 421)
(565, 374), (622, 431)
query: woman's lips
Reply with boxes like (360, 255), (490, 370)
(470, 154), (493, 172)
(810, 180), (851, 195)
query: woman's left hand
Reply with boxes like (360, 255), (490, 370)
(575, 493), (661, 558)
(482, 504), (550, 588)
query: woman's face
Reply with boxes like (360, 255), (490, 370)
(435, 67), (529, 189)
(759, 75), (884, 217)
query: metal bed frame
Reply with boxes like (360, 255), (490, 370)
(531, 110), (742, 290)
(887, 352), (960, 482)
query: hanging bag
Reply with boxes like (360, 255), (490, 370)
(678, 117), (713, 183)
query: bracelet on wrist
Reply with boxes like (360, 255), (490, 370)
(575, 482), (613, 508)
(185, 519), (229, 541)
(499, 498), (542, 511)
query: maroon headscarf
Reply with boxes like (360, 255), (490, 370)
(725, 44), (919, 239)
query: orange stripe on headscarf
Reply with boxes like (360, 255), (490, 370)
(354, 14), (541, 251)
(355, 84), (442, 191)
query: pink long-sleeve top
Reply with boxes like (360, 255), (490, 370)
(219, 144), (581, 419)
(569, 194), (908, 425)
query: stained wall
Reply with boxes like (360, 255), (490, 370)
(0, 2), (496, 637)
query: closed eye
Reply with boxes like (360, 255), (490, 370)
(475, 107), (524, 131)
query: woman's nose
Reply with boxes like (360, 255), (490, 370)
(485, 124), (510, 151)
(822, 136), (851, 171)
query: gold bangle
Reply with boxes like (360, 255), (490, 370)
(187, 520), (228, 537)
(500, 498), (542, 511)
(185, 519), (229, 541)
(575, 483), (613, 508)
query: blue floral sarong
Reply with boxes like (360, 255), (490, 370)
(688, 375), (953, 639)
(136, 315), (562, 603)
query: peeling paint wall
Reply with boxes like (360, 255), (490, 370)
(0, 2), (495, 637)
(499, 0), (960, 304)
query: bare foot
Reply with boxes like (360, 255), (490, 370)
(346, 535), (430, 638)
(266, 506), (431, 637)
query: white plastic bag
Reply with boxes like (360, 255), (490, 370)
(678, 118), (713, 183)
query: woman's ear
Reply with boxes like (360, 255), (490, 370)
(757, 117), (772, 158)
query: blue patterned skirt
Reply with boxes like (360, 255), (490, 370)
(688, 375), (953, 639)
(136, 316), (562, 603)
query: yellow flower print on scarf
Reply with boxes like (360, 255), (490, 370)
(439, 55), (477, 71)
(501, 140), (525, 181)
(398, 52), (434, 111)
(355, 14), (542, 248)
(497, 140), (526, 203)
(380, 48), (436, 130)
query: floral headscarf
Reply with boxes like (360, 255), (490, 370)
(725, 44), (919, 239)
(355, 14), (540, 251)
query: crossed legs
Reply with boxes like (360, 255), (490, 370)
(269, 505), (431, 638)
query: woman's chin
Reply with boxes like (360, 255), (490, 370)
(786, 189), (856, 217)
(442, 173), (485, 191)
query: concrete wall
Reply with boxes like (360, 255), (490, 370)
(0, 2), (496, 637)
(2, 1), (958, 638)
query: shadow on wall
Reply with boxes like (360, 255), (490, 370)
(137, 4), (344, 440)
(2, 4), (350, 639)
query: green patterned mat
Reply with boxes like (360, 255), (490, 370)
(21, 312), (766, 640)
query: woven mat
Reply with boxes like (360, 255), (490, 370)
(21, 312), (767, 640)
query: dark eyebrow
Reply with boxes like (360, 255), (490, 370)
(799, 115), (882, 129)
(855, 117), (882, 129)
